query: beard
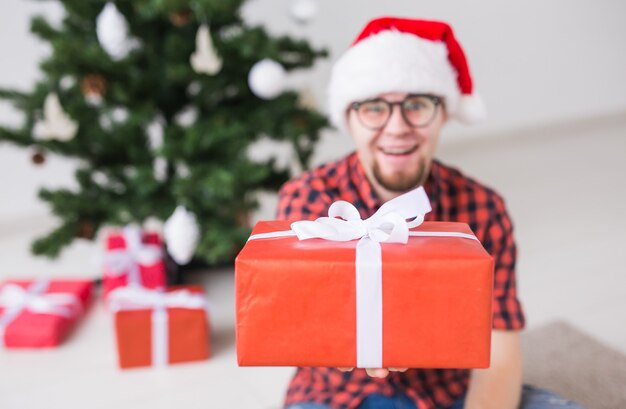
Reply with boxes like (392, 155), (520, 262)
(372, 158), (428, 192)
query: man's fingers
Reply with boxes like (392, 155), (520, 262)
(365, 368), (389, 378)
(338, 367), (408, 377)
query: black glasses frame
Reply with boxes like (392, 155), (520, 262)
(350, 94), (443, 130)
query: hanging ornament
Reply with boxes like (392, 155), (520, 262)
(146, 117), (164, 151)
(96, 3), (139, 60)
(33, 93), (78, 142)
(31, 149), (46, 165)
(289, 0), (318, 24)
(163, 206), (200, 265)
(175, 162), (191, 178)
(153, 157), (168, 182)
(59, 75), (75, 91)
(111, 106), (129, 123)
(248, 59), (286, 100)
(81, 73), (107, 105)
(76, 219), (96, 239)
(169, 9), (193, 27)
(174, 106), (198, 128)
(190, 24), (223, 75)
(298, 86), (318, 110)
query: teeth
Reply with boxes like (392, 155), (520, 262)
(381, 146), (415, 155)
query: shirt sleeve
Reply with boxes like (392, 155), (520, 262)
(276, 177), (333, 221)
(483, 193), (526, 330)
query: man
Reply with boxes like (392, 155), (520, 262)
(277, 17), (585, 409)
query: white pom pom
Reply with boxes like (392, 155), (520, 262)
(248, 59), (286, 99)
(455, 93), (487, 124)
(164, 206), (200, 265)
(96, 3), (138, 60)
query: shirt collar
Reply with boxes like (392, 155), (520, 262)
(347, 152), (442, 218)
(348, 152), (382, 214)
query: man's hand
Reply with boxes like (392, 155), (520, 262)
(338, 367), (408, 378)
(463, 330), (523, 409)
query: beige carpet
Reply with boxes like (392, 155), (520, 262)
(522, 321), (626, 409)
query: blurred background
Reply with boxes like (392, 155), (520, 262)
(1, 1), (625, 408)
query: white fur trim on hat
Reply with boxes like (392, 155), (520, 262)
(328, 31), (465, 132)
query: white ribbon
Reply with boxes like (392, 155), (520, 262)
(108, 286), (208, 367)
(102, 224), (163, 287)
(0, 280), (81, 348)
(247, 186), (479, 368)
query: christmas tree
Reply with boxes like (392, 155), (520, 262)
(0, 1), (327, 266)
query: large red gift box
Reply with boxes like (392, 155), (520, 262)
(235, 220), (494, 369)
(110, 285), (211, 369)
(102, 227), (166, 299)
(0, 279), (92, 348)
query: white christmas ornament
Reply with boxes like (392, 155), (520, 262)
(111, 106), (129, 123)
(33, 93), (78, 141)
(175, 162), (191, 178)
(164, 206), (200, 265)
(96, 3), (139, 60)
(153, 157), (168, 182)
(85, 94), (103, 107)
(248, 59), (286, 99)
(146, 117), (164, 151)
(190, 24), (223, 75)
(59, 76), (75, 91)
(289, 0), (318, 24)
(174, 106), (199, 128)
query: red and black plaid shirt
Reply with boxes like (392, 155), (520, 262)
(277, 152), (525, 409)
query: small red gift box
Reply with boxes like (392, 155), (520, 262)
(102, 225), (166, 299)
(109, 286), (211, 369)
(0, 279), (92, 348)
(235, 188), (494, 369)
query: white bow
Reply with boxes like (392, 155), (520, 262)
(291, 186), (432, 243)
(0, 283), (80, 318)
(103, 224), (163, 286)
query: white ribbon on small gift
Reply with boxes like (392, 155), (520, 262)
(0, 280), (82, 348)
(247, 186), (479, 368)
(108, 286), (208, 367)
(102, 224), (163, 287)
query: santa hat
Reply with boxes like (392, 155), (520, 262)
(328, 17), (486, 132)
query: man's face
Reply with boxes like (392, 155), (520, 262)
(347, 92), (447, 194)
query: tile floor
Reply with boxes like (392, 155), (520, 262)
(1, 114), (625, 408)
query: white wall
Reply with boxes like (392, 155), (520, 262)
(1, 0), (626, 224)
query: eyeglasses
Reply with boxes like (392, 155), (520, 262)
(350, 94), (442, 130)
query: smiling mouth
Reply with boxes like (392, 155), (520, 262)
(379, 145), (418, 155)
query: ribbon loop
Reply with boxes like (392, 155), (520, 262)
(0, 283), (80, 318)
(328, 200), (362, 221)
(291, 187), (431, 245)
